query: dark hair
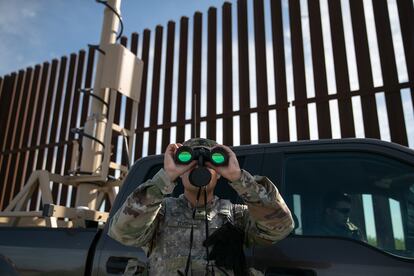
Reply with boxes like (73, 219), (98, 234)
(323, 193), (351, 210)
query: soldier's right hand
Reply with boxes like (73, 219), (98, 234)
(164, 143), (196, 182)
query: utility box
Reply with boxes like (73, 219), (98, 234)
(101, 43), (143, 102)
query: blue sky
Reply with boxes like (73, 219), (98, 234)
(0, 0), (412, 148)
(0, 0), (227, 76)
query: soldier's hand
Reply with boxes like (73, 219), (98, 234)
(206, 145), (241, 182)
(164, 143), (196, 182)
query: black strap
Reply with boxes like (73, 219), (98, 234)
(204, 188), (215, 275)
(182, 187), (202, 276)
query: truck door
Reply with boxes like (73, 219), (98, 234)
(254, 149), (414, 275)
(91, 160), (164, 275)
(0, 227), (98, 275)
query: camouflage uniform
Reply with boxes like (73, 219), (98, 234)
(109, 139), (294, 275)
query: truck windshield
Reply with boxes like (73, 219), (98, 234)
(284, 152), (414, 259)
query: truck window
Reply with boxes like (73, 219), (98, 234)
(284, 152), (414, 259)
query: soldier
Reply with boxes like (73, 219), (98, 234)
(108, 138), (294, 275)
(320, 193), (365, 241)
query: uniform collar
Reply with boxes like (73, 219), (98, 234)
(178, 194), (219, 211)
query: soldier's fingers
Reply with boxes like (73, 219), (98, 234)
(214, 145), (237, 161)
(182, 160), (197, 172)
(165, 145), (182, 167)
(215, 144), (234, 154)
(167, 144), (183, 157)
(165, 143), (176, 154)
(204, 161), (218, 171)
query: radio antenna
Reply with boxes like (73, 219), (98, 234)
(193, 92), (197, 137)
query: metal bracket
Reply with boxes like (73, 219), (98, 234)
(42, 204), (109, 228)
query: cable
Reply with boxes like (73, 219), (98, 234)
(65, 0), (124, 179)
(204, 188), (216, 275)
(71, 128), (106, 148)
(87, 44), (106, 55)
(86, 0), (125, 54)
(181, 187), (203, 276)
(95, 0), (124, 41)
(78, 88), (110, 109)
(70, 128), (105, 176)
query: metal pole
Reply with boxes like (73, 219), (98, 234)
(75, 0), (121, 209)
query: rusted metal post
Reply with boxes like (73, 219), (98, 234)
(75, 0), (121, 209)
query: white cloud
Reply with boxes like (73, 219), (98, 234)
(326, 100), (339, 139)
(300, 0), (316, 99)
(401, 89), (414, 148)
(0, 1), (44, 74)
(22, 7), (37, 19)
(363, 0), (384, 87)
(0, 1), (42, 40)
(375, 93), (391, 142)
(320, 0), (338, 95)
(387, 0), (409, 83)
(352, 96), (365, 138)
(341, 0), (359, 91)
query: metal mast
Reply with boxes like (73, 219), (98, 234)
(75, 0), (122, 209)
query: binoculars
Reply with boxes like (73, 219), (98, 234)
(175, 146), (229, 166)
(174, 146), (229, 187)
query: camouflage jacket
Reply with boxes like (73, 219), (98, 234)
(108, 169), (294, 275)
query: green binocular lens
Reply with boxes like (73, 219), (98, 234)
(175, 146), (194, 165)
(177, 151), (192, 163)
(211, 152), (225, 165)
(210, 148), (228, 166)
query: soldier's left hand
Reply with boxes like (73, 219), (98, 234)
(205, 145), (241, 182)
